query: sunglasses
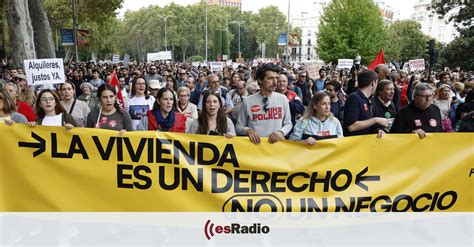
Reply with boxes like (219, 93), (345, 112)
(263, 97), (269, 113)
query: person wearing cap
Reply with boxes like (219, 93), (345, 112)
(148, 79), (165, 99)
(13, 74), (36, 108)
(77, 82), (100, 111)
(391, 83), (443, 138)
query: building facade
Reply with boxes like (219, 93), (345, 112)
(412, 0), (458, 44)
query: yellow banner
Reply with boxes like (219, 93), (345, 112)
(0, 124), (473, 212)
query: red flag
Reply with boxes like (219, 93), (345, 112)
(368, 50), (385, 70)
(109, 69), (125, 109)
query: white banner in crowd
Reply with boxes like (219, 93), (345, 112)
(191, 62), (200, 67)
(147, 51), (172, 62)
(226, 60), (232, 67)
(210, 62), (223, 72)
(337, 59), (354, 69)
(23, 58), (65, 86)
(123, 54), (130, 66)
(409, 59), (426, 71)
(112, 54), (120, 64)
(200, 62), (208, 68)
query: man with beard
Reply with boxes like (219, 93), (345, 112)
(236, 63), (292, 144)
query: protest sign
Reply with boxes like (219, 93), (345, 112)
(23, 58), (65, 86)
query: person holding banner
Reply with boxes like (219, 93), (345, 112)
(136, 88), (186, 132)
(0, 88), (27, 125)
(127, 76), (156, 130)
(188, 90), (235, 137)
(86, 84), (132, 132)
(60, 81), (91, 127)
(3, 82), (37, 122)
(236, 63), (292, 144)
(29, 89), (77, 129)
(391, 83), (443, 138)
(289, 92), (343, 144)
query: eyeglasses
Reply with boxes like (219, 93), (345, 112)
(300, 75), (307, 77)
(136, 82), (146, 86)
(416, 94), (434, 99)
(179, 73), (186, 76)
(263, 97), (269, 113)
(40, 97), (55, 102)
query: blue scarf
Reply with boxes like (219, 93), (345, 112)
(153, 109), (175, 131)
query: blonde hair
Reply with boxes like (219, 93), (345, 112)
(303, 92), (334, 120)
(177, 86), (190, 95)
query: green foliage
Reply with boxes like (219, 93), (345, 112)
(187, 55), (204, 62)
(213, 30), (223, 60)
(222, 30), (230, 58)
(431, 0), (473, 36)
(252, 6), (287, 58)
(385, 20), (428, 66)
(316, 0), (387, 64)
(436, 34), (474, 71)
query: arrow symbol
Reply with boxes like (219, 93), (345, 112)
(18, 132), (46, 157)
(355, 167), (380, 191)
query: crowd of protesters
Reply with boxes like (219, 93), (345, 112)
(0, 59), (472, 143)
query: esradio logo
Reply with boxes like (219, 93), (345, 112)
(204, 219), (270, 240)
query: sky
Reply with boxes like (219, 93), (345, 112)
(119, 0), (416, 20)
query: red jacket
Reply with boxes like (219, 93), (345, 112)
(147, 110), (186, 132)
(17, 100), (37, 121)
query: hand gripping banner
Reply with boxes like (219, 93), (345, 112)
(1, 124), (473, 212)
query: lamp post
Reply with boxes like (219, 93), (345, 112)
(232, 20), (245, 59)
(157, 15), (170, 51)
(205, 0), (208, 62)
(72, 0), (79, 63)
(286, 0), (291, 64)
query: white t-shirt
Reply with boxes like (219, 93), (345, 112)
(42, 114), (63, 126)
(127, 95), (155, 130)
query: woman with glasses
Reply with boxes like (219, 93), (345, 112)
(176, 86), (198, 121)
(87, 84), (133, 132)
(127, 76), (155, 130)
(3, 82), (37, 121)
(188, 90), (235, 137)
(28, 89), (77, 129)
(289, 92), (343, 144)
(0, 88), (27, 125)
(136, 87), (186, 132)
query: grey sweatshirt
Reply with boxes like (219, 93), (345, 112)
(236, 92), (292, 137)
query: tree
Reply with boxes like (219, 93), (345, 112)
(6, 0), (36, 67)
(431, 0), (473, 70)
(252, 6), (287, 58)
(316, 0), (387, 65)
(213, 30), (222, 60)
(385, 20), (428, 68)
(431, 0), (473, 36)
(29, 0), (56, 59)
(436, 34), (474, 70)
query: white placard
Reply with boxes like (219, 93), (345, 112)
(226, 60), (232, 67)
(409, 59), (425, 71)
(337, 59), (354, 69)
(147, 51), (172, 62)
(192, 62), (200, 68)
(222, 55), (228, 61)
(123, 54), (130, 66)
(200, 62), (208, 68)
(112, 54), (120, 64)
(24, 58), (65, 86)
(210, 62), (223, 72)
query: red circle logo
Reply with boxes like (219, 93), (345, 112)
(251, 105), (260, 112)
